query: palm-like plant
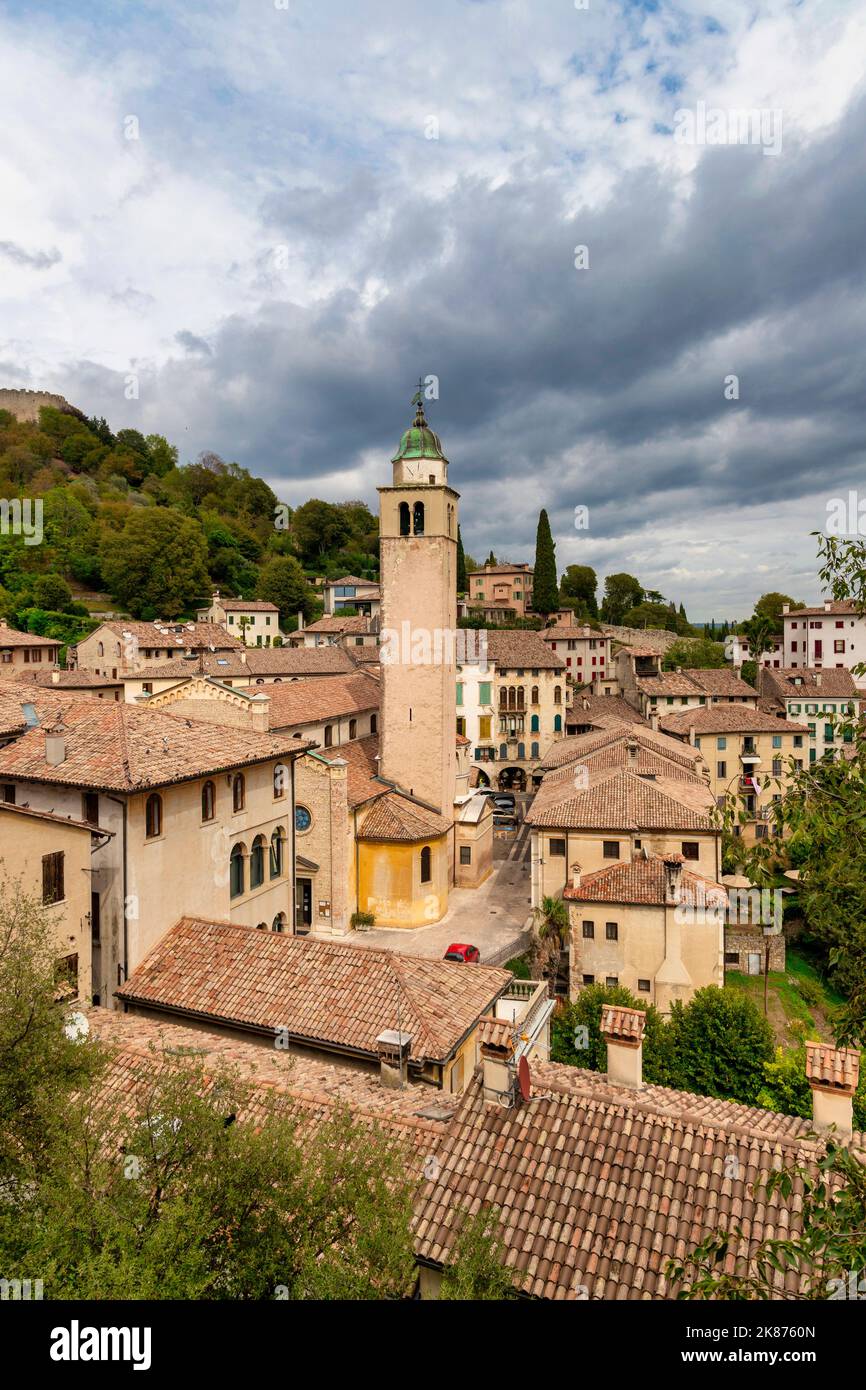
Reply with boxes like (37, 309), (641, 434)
(531, 895), (569, 994)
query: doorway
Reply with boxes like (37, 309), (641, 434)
(295, 877), (312, 933)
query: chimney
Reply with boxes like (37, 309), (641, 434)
(240, 651), (247, 665)
(248, 692), (270, 733)
(478, 1017), (515, 1105)
(626, 739), (639, 766)
(600, 1005), (646, 1089)
(375, 1030), (412, 1089)
(662, 853), (684, 905)
(650, 712), (659, 732)
(824, 600), (832, 613)
(51, 670), (61, 685)
(570, 862), (582, 891)
(815, 672), (822, 688)
(782, 603), (790, 615)
(687, 723), (696, 747)
(44, 720), (67, 766)
(805, 1042), (859, 1140)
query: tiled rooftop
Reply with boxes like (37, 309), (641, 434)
(660, 705), (810, 736)
(116, 917), (511, 1066)
(0, 697), (312, 791)
(357, 790), (451, 842)
(0, 623), (60, 648)
(564, 856), (727, 907)
(527, 766), (714, 832)
(237, 672), (379, 728)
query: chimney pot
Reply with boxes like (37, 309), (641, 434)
(824, 601), (832, 613)
(687, 724), (696, 746)
(805, 1042), (859, 1139)
(663, 854), (684, 904)
(782, 603), (790, 615)
(45, 724), (67, 766)
(600, 1005), (646, 1089)
(815, 672), (822, 688)
(51, 670), (60, 684)
(570, 862), (582, 891)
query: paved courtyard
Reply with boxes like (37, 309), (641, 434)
(309, 811), (534, 966)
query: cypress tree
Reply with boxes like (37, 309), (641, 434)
(457, 526), (467, 595)
(533, 509), (558, 616)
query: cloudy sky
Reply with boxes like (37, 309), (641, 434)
(1, 0), (865, 618)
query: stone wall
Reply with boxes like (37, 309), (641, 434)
(0, 388), (84, 424)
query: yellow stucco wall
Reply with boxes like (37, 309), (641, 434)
(357, 834), (449, 927)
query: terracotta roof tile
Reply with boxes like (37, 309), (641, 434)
(804, 1041), (860, 1093)
(412, 1061), (865, 1299)
(301, 615), (372, 634)
(760, 667), (859, 700)
(661, 705), (810, 735)
(564, 856), (727, 907)
(484, 630), (564, 671)
(236, 672), (379, 728)
(357, 791), (450, 841)
(116, 917), (511, 1066)
(528, 767), (714, 832)
(599, 1005), (646, 1042)
(0, 624), (61, 649)
(0, 697), (312, 791)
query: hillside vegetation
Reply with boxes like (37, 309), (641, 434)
(0, 406), (379, 639)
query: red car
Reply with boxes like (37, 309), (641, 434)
(443, 943), (481, 964)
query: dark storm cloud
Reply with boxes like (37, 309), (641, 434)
(114, 83), (866, 565)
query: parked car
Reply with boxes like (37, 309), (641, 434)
(443, 942), (481, 964)
(493, 811), (518, 828)
(474, 787), (497, 797)
(493, 794), (516, 811)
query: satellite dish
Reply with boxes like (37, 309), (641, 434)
(517, 1054), (531, 1102)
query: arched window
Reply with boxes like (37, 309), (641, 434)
(250, 835), (266, 889)
(399, 501), (411, 536)
(499, 688), (507, 708)
(145, 793), (162, 839)
(272, 912), (286, 933)
(516, 688), (525, 709)
(554, 685), (562, 705)
(270, 826), (285, 879)
(509, 686), (517, 710)
(349, 718), (357, 739)
(531, 741), (539, 758)
(420, 845), (432, 883)
(413, 501), (425, 535)
(531, 686), (539, 705)
(554, 714), (562, 733)
(273, 763), (286, 799)
(256, 922), (267, 931)
(531, 714), (539, 732)
(517, 742), (525, 759)
(230, 843), (245, 898)
(499, 743), (508, 758)
(201, 780), (215, 822)
(370, 713), (378, 734)
(97, 642), (104, 658)
(232, 773), (245, 812)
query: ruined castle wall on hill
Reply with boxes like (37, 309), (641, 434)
(0, 388), (85, 425)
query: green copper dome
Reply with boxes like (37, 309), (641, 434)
(391, 400), (449, 463)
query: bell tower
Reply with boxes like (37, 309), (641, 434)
(378, 390), (458, 817)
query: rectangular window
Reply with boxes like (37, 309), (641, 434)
(42, 852), (65, 905)
(605, 976), (618, 988)
(637, 979), (651, 992)
(582, 974), (595, 986)
(834, 640), (845, 653)
(82, 792), (99, 825)
(716, 736), (727, 750)
(681, 842), (699, 860)
(772, 734), (782, 748)
(755, 824), (768, 839)
(602, 840), (619, 859)
(717, 760), (726, 778)
(456, 717), (466, 737)
(324, 725), (333, 747)
(55, 953), (79, 1000)
(459, 845), (471, 865)
(582, 920), (594, 939)
(724, 951), (739, 965)
(456, 682), (463, 706)
(2, 784), (15, 804)
(549, 838), (566, 857)
(605, 922), (618, 941)
(772, 758), (782, 776)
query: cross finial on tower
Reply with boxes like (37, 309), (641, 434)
(411, 377), (427, 426)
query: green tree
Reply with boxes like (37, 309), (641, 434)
(754, 591), (804, 631)
(456, 526), (468, 595)
(32, 573), (72, 612)
(551, 983), (671, 1083)
(662, 637), (728, 670)
(560, 564), (598, 618)
(665, 987), (774, 1105)
(600, 573), (643, 625)
(99, 509), (210, 617)
(291, 500), (351, 564)
(256, 555), (315, 629)
(532, 509), (558, 616)
(438, 1206), (516, 1300)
